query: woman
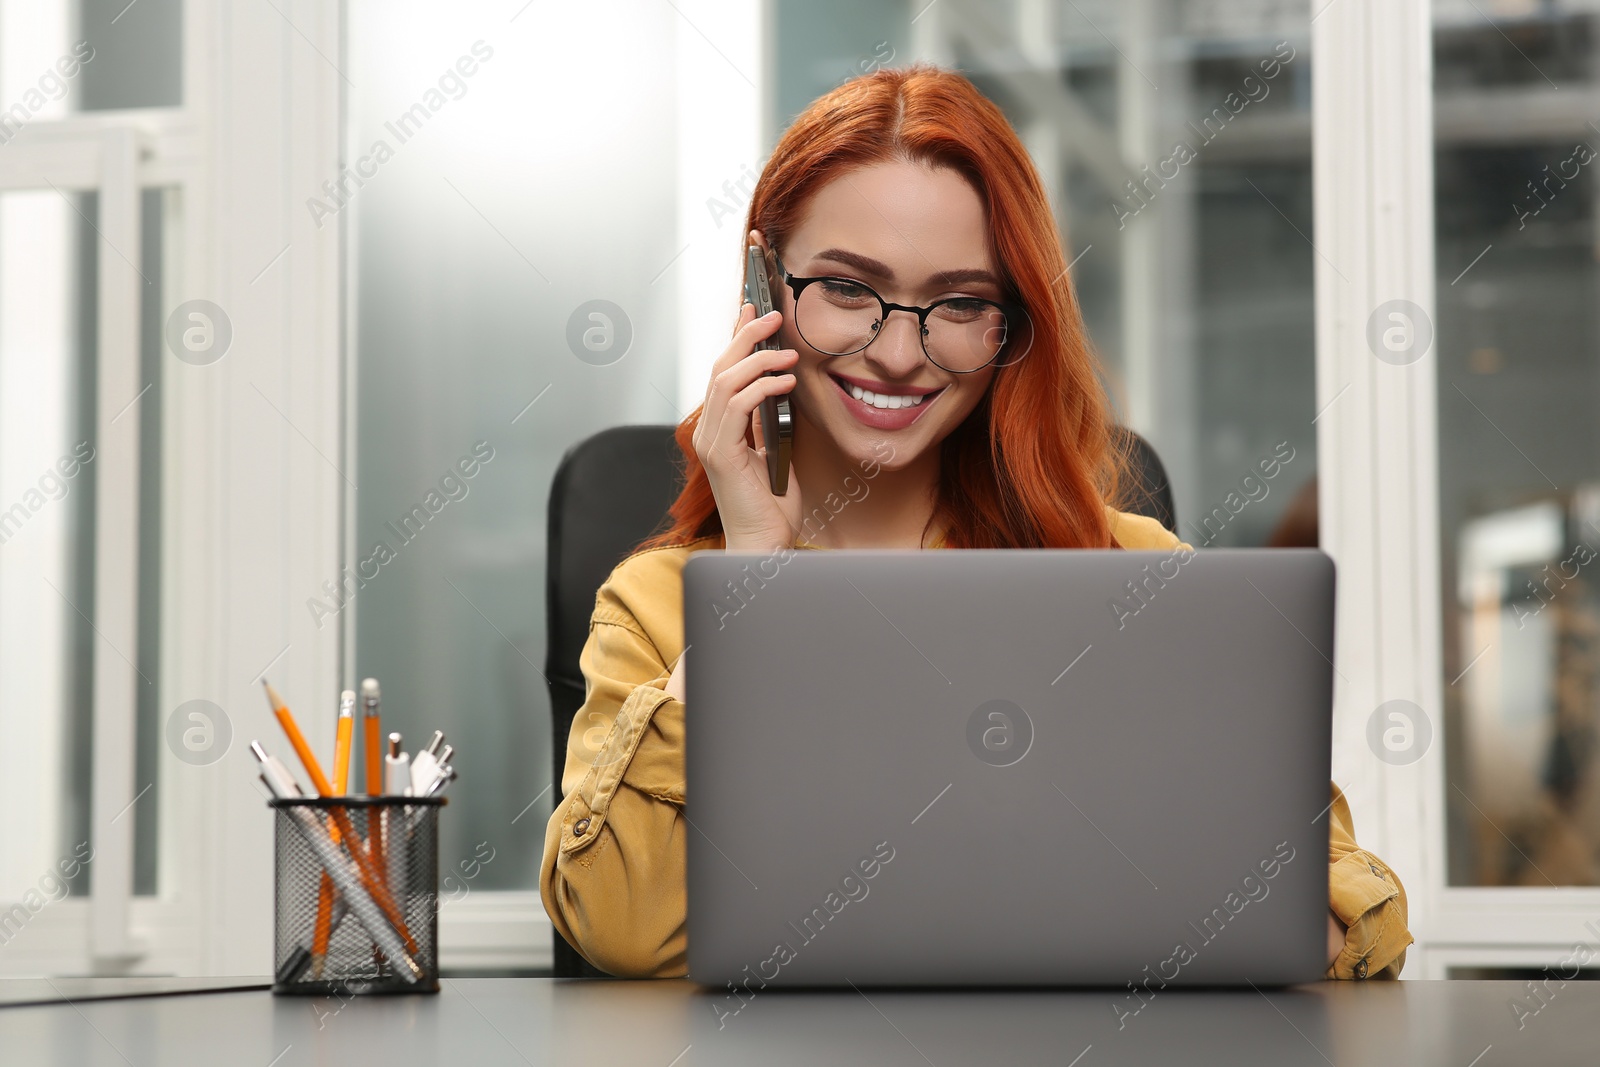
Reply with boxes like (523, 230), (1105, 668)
(540, 63), (1411, 982)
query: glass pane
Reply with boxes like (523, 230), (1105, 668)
(78, 0), (183, 110)
(134, 188), (165, 896)
(4, 186), (167, 909)
(347, 1), (681, 890)
(0, 0), (181, 117)
(0, 189), (93, 902)
(1436, 4), (1600, 887)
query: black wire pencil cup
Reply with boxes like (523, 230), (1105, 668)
(253, 679), (459, 996)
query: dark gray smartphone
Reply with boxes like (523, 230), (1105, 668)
(744, 245), (792, 495)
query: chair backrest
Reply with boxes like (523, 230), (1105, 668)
(545, 425), (685, 760)
(1116, 426), (1177, 537)
(542, 423), (1174, 976)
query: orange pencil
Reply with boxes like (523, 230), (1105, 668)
(309, 690), (356, 978)
(361, 679), (385, 873)
(263, 680), (417, 955)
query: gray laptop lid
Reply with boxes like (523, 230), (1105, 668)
(683, 548), (1334, 988)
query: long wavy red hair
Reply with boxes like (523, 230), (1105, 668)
(639, 62), (1135, 552)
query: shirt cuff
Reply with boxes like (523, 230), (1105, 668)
(556, 683), (678, 857)
(1326, 849), (1409, 979)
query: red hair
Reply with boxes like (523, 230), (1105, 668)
(640, 63), (1135, 551)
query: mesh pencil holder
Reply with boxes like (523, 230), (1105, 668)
(269, 796), (446, 995)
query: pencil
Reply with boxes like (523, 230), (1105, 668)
(310, 690), (357, 978)
(263, 680), (418, 955)
(361, 679), (386, 890)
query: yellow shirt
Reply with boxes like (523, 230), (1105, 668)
(540, 505), (1413, 980)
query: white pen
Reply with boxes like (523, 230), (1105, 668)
(409, 730), (446, 793)
(423, 766), (457, 797)
(381, 732), (412, 918)
(385, 732), (411, 796)
(250, 741), (422, 984)
(412, 741), (454, 797)
(254, 740), (302, 798)
(409, 748), (439, 797)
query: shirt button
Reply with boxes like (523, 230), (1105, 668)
(1368, 861), (1385, 879)
(574, 817), (591, 836)
(1354, 958), (1369, 980)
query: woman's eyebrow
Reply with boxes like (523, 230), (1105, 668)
(812, 247), (1000, 289)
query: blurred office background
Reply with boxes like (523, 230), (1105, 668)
(0, 0), (1595, 978)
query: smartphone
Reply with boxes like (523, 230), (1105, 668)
(744, 244), (793, 495)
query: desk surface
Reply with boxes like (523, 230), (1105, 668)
(0, 977), (1583, 1065)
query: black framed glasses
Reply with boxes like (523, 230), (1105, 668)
(770, 247), (1033, 373)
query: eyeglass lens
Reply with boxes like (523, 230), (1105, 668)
(793, 278), (1015, 372)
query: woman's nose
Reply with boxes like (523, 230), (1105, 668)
(864, 309), (928, 377)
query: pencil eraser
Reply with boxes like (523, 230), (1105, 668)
(361, 678), (380, 700)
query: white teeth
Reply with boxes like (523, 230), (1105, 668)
(845, 382), (926, 409)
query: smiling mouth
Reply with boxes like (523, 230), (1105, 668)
(827, 373), (946, 410)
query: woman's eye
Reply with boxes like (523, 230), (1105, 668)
(819, 279), (873, 302)
(935, 298), (990, 321)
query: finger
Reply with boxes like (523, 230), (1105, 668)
(706, 346), (797, 413)
(700, 351), (796, 452)
(730, 297), (753, 334)
(703, 373), (795, 470)
(702, 370), (793, 466)
(723, 305), (782, 364)
(708, 307), (786, 382)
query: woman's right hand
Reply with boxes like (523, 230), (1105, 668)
(691, 299), (804, 552)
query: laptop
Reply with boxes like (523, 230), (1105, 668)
(682, 547), (1335, 988)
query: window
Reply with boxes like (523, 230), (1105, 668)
(773, 0), (1320, 549)
(1434, 5), (1600, 890)
(0, 0), (346, 977)
(0, 0), (179, 965)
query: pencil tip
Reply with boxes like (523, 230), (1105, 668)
(262, 679), (282, 710)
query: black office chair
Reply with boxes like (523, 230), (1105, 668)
(543, 424), (1175, 977)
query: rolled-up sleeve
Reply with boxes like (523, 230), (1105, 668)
(1325, 781), (1413, 979)
(539, 601), (689, 978)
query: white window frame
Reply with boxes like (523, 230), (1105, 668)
(1313, 0), (1600, 977)
(0, 0), (345, 977)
